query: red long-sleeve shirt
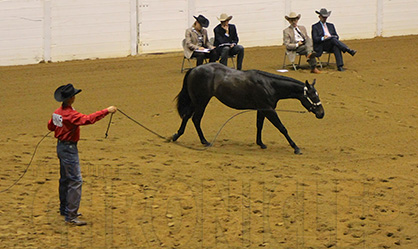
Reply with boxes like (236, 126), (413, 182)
(48, 105), (109, 142)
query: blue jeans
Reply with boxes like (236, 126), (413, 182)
(57, 140), (82, 220)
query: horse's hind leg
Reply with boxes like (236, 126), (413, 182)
(256, 111), (267, 149)
(264, 110), (301, 154)
(192, 105), (210, 146)
(172, 114), (192, 141)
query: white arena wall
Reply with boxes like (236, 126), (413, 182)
(0, 0), (417, 66)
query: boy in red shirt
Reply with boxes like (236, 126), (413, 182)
(48, 84), (117, 225)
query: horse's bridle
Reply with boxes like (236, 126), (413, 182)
(304, 86), (322, 111)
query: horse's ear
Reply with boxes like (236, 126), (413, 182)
(312, 79), (316, 86)
(305, 80), (310, 88)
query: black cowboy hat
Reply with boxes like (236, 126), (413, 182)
(193, 15), (209, 28)
(54, 83), (82, 102)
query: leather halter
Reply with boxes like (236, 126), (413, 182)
(304, 86), (322, 111)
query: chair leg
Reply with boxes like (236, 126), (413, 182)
(292, 62), (297, 71)
(181, 57), (196, 73)
(317, 53), (332, 68)
(283, 52), (301, 71)
(291, 54), (301, 71)
(318, 56), (323, 69)
(181, 57), (185, 73)
(282, 53), (287, 69)
(230, 56), (236, 69)
(188, 58), (194, 70)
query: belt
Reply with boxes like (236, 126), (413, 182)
(58, 140), (77, 145)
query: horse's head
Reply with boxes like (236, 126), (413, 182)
(301, 80), (324, 119)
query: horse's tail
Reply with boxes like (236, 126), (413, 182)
(176, 69), (194, 118)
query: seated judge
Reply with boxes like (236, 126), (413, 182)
(213, 13), (244, 70)
(311, 8), (357, 71)
(283, 12), (320, 74)
(184, 15), (218, 67)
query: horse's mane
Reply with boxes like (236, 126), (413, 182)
(251, 70), (305, 86)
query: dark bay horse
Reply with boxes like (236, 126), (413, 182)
(172, 63), (324, 154)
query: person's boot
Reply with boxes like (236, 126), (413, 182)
(311, 68), (321, 74)
(347, 49), (357, 56)
(65, 217), (87, 226)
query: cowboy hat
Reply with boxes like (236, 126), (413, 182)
(54, 83), (82, 102)
(315, 8), (331, 17)
(217, 13), (233, 22)
(285, 12), (301, 21)
(193, 15), (209, 28)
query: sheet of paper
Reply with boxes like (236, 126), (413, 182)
(195, 48), (210, 53)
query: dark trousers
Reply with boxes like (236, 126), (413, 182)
(218, 45), (244, 70)
(320, 37), (349, 67)
(192, 50), (218, 66)
(57, 140), (82, 220)
(295, 45), (317, 69)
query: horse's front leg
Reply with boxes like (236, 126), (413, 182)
(264, 111), (301, 154)
(256, 111), (267, 149)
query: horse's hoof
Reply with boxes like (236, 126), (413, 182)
(203, 142), (212, 147)
(294, 148), (302, 155)
(258, 144), (267, 149)
(172, 133), (179, 141)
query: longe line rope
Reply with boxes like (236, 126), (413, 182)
(111, 108), (306, 151)
(0, 131), (52, 194)
(0, 107), (305, 193)
(115, 109), (254, 151)
(117, 109), (167, 140)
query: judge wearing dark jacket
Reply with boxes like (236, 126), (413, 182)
(213, 13), (244, 70)
(311, 8), (357, 71)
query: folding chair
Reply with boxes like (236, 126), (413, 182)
(317, 51), (332, 68)
(282, 51), (302, 71)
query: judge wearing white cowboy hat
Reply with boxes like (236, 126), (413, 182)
(213, 13), (245, 70)
(311, 8), (357, 71)
(283, 11), (320, 73)
(184, 14), (218, 67)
